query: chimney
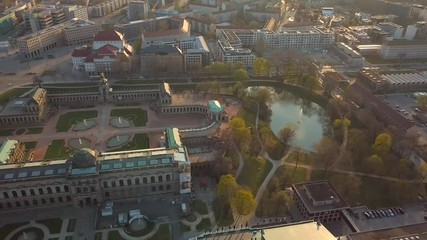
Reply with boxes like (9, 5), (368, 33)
(316, 221), (321, 230)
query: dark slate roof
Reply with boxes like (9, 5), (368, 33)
(141, 44), (183, 55)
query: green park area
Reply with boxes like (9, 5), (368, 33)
(44, 139), (72, 160)
(237, 156), (272, 194)
(108, 133), (149, 152)
(56, 110), (98, 132)
(36, 218), (63, 234)
(110, 108), (147, 127)
(0, 222), (29, 239)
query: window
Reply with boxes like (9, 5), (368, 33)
(151, 186), (156, 192)
(119, 180), (124, 186)
(105, 192), (110, 197)
(33, 199), (38, 205)
(111, 181), (117, 187)
(159, 185), (163, 191)
(166, 174), (171, 181)
(127, 179), (132, 186)
(30, 189), (35, 196)
(12, 191), (18, 198)
(21, 190), (27, 197)
(135, 178), (140, 185)
(91, 186), (95, 192)
(66, 196), (71, 201)
(58, 197), (63, 202)
(64, 186), (69, 192)
(38, 188), (44, 195)
(16, 201), (21, 207)
(41, 199), (46, 204)
(158, 176), (163, 182)
(49, 197), (54, 203)
(24, 200), (29, 206)
(3, 192), (9, 199)
(47, 187), (52, 194)
(103, 181), (108, 188)
(76, 188), (81, 194)
(55, 186), (61, 193)
(166, 184), (171, 190)
(150, 176), (155, 183)
(143, 177), (147, 184)
(7, 202), (12, 208)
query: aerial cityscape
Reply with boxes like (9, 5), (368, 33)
(0, 0), (427, 239)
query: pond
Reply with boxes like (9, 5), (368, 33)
(270, 92), (326, 151)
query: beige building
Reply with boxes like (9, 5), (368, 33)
(17, 23), (63, 58)
(379, 40), (427, 59)
(63, 18), (102, 46)
(64, 5), (89, 21)
(0, 129), (191, 210)
(141, 44), (184, 75)
(0, 140), (27, 164)
(0, 88), (48, 125)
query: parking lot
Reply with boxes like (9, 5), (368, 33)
(350, 203), (427, 232)
(377, 93), (423, 125)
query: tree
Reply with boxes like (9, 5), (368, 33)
(315, 137), (340, 169)
(228, 118), (251, 151)
(279, 123), (297, 148)
(365, 155), (384, 175)
(231, 189), (256, 216)
(252, 87), (272, 104)
(372, 133), (392, 157)
(417, 162), (427, 182)
(270, 191), (293, 216)
(253, 58), (270, 76)
(233, 69), (249, 82)
(417, 95), (427, 108)
(252, 40), (266, 57)
(216, 174), (239, 203)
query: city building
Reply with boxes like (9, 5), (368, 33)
(331, 42), (365, 68)
(140, 44), (184, 75)
(404, 21), (427, 40)
(71, 30), (133, 75)
(185, 16), (215, 35)
(379, 40), (427, 59)
(292, 181), (350, 223)
(411, 4), (427, 21)
(0, 88), (48, 126)
(63, 18), (102, 46)
(141, 17), (190, 47)
(22, 5), (67, 33)
(376, 22), (404, 39)
(0, 12), (17, 35)
(0, 140), (26, 164)
(357, 68), (427, 92)
(192, 221), (336, 240)
(87, 0), (129, 17)
(18, 18), (101, 58)
(127, 0), (149, 21)
(217, 39), (255, 68)
(345, 222), (427, 240)
(0, 129), (191, 210)
(63, 5), (89, 21)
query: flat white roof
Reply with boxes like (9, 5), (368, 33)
(263, 221), (336, 240)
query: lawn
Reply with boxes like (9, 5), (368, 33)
(212, 198), (234, 227)
(108, 133), (149, 152)
(55, 110), (98, 132)
(193, 200), (208, 215)
(0, 87), (32, 105)
(36, 218), (63, 234)
(180, 223), (191, 232)
(0, 129), (14, 136)
(107, 230), (126, 240)
(284, 151), (314, 166)
(110, 108), (147, 127)
(24, 141), (37, 149)
(150, 224), (170, 240)
(44, 139), (72, 160)
(26, 127), (43, 135)
(237, 155), (273, 194)
(196, 218), (211, 231)
(274, 166), (308, 186)
(0, 222), (29, 239)
(238, 108), (256, 127)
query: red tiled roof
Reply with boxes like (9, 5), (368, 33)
(71, 48), (92, 57)
(93, 30), (123, 41)
(96, 44), (118, 56)
(84, 54), (94, 63)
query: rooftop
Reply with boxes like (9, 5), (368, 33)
(293, 181), (349, 213)
(347, 222), (427, 240)
(93, 30), (123, 42)
(0, 140), (19, 164)
(208, 100), (224, 113)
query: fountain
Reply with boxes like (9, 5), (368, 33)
(78, 138), (82, 145)
(68, 137), (91, 149)
(83, 119), (87, 126)
(116, 135), (120, 141)
(118, 117), (122, 124)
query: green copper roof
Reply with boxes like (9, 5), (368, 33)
(166, 128), (182, 149)
(208, 100), (224, 113)
(0, 140), (18, 164)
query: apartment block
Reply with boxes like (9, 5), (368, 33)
(63, 18), (102, 46)
(128, 0), (149, 21)
(64, 5), (89, 21)
(379, 40), (427, 59)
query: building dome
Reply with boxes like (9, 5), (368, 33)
(70, 148), (96, 168)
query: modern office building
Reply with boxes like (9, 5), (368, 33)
(87, 0), (129, 17)
(357, 68), (427, 92)
(63, 18), (102, 46)
(331, 42), (365, 68)
(379, 40), (427, 59)
(0, 129), (191, 210)
(63, 5), (89, 21)
(141, 17), (191, 46)
(292, 181), (350, 223)
(0, 140), (27, 164)
(217, 39), (255, 68)
(127, 0), (149, 21)
(0, 12), (17, 35)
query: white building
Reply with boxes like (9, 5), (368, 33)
(64, 5), (89, 21)
(217, 39), (255, 68)
(379, 40), (427, 59)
